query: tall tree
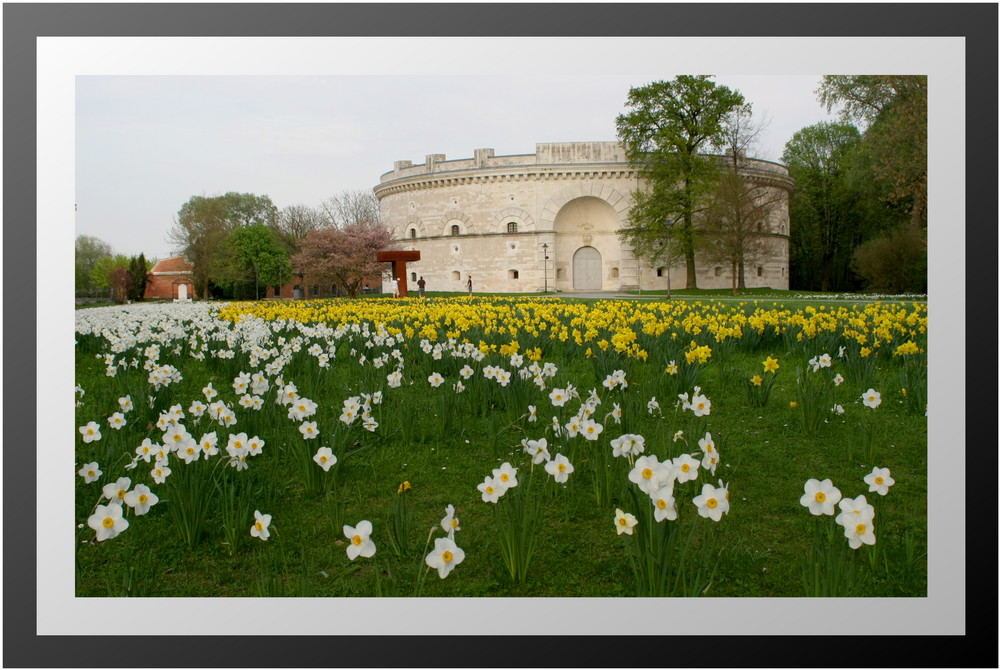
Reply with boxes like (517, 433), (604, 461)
(227, 224), (293, 299)
(168, 192), (276, 299)
(699, 104), (784, 292)
(292, 222), (392, 298)
(75, 234), (113, 297)
(168, 196), (233, 299)
(616, 76), (745, 288)
(818, 75), (927, 228)
(127, 253), (152, 301)
(781, 121), (867, 291)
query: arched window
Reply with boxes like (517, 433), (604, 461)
(610, 267), (619, 278)
(409, 228), (416, 239)
(757, 266), (764, 277)
(506, 221), (518, 234)
(714, 267), (723, 277)
(451, 224), (460, 236)
(411, 272), (417, 282)
(508, 269), (519, 280)
(656, 267), (666, 277)
(451, 271), (461, 281)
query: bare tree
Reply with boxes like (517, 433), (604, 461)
(320, 189), (381, 228)
(272, 204), (326, 255)
(699, 104), (783, 293)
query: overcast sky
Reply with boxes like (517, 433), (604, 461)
(75, 73), (838, 261)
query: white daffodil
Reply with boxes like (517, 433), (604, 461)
(614, 508), (638, 536)
(492, 462), (519, 489)
(425, 536), (465, 579)
(800, 478), (842, 516)
(79, 421), (102, 443)
(199, 432), (219, 457)
(135, 438), (157, 463)
(863, 467), (895, 496)
(251, 510), (272, 541)
(649, 484), (678, 522)
(440, 504), (460, 538)
(123, 484), (159, 515)
(477, 475), (505, 503)
(102, 477), (131, 506)
(689, 392), (712, 417)
(836, 496), (876, 549)
(693, 482), (730, 522)
(628, 455), (672, 495)
(150, 463), (172, 484)
(343, 520), (376, 560)
(544, 453), (574, 483)
(78, 461), (102, 483)
(313, 446), (337, 472)
(299, 421), (320, 440)
(580, 419), (604, 441)
(548, 388), (569, 407)
(671, 453), (700, 483)
(522, 437), (550, 465)
(88, 504), (129, 541)
(862, 389), (882, 409)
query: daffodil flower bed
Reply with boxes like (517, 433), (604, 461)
(75, 297), (927, 597)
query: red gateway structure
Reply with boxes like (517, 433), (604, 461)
(377, 250), (421, 297)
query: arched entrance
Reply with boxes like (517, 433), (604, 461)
(573, 246), (602, 290)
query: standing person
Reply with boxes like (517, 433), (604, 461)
(417, 276), (426, 298)
(391, 277), (400, 298)
(466, 275), (473, 296)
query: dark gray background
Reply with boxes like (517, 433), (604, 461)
(5, 3), (995, 667)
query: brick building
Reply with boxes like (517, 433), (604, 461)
(144, 256), (384, 300)
(144, 257), (196, 300)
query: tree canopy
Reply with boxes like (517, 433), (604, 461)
(168, 192), (280, 299)
(782, 121), (869, 291)
(75, 234), (113, 297)
(776, 75), (928, 293)
(615, 76), (746, 288)
(817, 75), (927, 228)
(292, 222), (392, 298)
(228, 224), (293, 297)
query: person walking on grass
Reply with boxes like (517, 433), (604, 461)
(466, 274), (473, 296)
(391, 277), (400, 298)
(417, 276), (426, 298)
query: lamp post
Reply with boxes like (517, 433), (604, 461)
(542, 243), (549, 293)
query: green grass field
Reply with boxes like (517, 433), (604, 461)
(74, 295), (927, 597)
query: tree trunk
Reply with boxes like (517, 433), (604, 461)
(685, 252), (698, 289)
